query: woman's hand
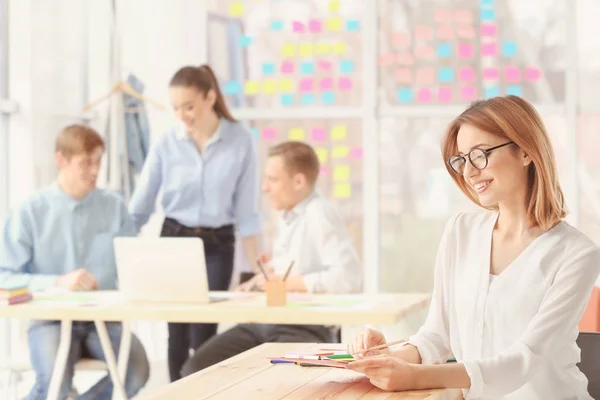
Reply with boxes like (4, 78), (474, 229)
(350, 328), (390, 358)
(346, 355), (417, 392)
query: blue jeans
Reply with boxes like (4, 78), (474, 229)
(27, 321), (149, 400)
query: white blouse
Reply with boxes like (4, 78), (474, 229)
(408, 211), (600, 400)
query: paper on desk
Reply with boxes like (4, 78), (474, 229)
(32, 291), (118, 307)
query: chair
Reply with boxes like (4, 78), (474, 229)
(576, 331), (600, 399)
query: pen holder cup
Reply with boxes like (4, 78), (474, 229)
(265, 280), (287, 307)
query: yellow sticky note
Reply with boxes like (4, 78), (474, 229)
(332, 42), (347, 54)
(329, 1), (341, 13)
(327, 17), (343, 31)
(229, 3), (244, 17)
(262, 80), (276, 94)
(331, 125), (347, 140)
(288, 128), (306, 141)
(332, 146), (349, 158)
(299, 43), (313, 57)
(333, 165), (350, 182)
(316, 42), (331, 55)
(282, 43), (296, 57)
(279, 79), (294, 93)
(244, 81), (259, 95)
(334, 183), (351, 199)
(315, 148), (328, 163)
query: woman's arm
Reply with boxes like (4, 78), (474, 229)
(128, 144), (163, 232)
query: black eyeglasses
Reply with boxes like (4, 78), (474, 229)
(447, 141), (514, 175)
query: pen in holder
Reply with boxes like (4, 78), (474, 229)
(265, 278), (287, 307)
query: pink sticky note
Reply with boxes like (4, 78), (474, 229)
(504, 67), (521, 83)
(458, 43), (473, 58)
(481, 43), (498, 56)
(414, 25), (434, 41)
(483, 68), (499, 80)
(416, 67), (435, 85)
(350, 147), (363, 160)
(292, 21), (305, 33)
(396, 52), (415, 65)
(416, 88), (433, 103)
(395, 68), (413, 84)
(299, 78), (313, 93)
(459, 67), (475, 82)
(311, 127), (326, 142)
(320, 77), (333, 90)
(437, 25), (455, 40)
(339, 77), (353, 91)
(456, 25), (476, 39)
(308, 19), (322, 33)
(261, 128), (277, 141)
(481, 23), (497, 37)
(461, 86), (477, 101)
(434, 9), (452, 23)
(438, 87), (453, 103)
(454, 9), (473, 24)
(317, 60), (333, 71)
(415, 46), (434, 59)
(320, 165), (329, 176)
(392, 32), (410, 48)
(378, 53), (395, 66)
(281, 60), (295, 74)
(525, 67), (542, 82)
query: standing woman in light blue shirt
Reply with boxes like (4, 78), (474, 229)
(128, 64), (261, 382)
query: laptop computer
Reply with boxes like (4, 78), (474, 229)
(114, 237), (217, 304)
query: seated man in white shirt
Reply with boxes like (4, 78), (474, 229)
(181, 140), (362, 376)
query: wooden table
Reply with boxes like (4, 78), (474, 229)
(141, 343), (463, 400)
(0, 291), (431, 400)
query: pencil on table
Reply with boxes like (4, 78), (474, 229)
(255, 259), (270, 282)
(349, 339), (407, 356)
(282, 261), (295, 282)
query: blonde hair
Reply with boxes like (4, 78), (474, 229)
(441, 95), (566, 230)
(268, 141), (320, 186)
(55, 124), (104, 158)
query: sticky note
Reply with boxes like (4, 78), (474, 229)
(331, 125), (347, 140)
(320, 77), (333, 90)
(229, 3), (244, 17)
(437, 43), (452, 57)
(481, 23), (497, 37)
(339, 77), (353, 91)
(244, 81), (259, 95)
(334, 165), (350, 182)
(299, 43), (313, 57)
(481, 9), (495, 21)
(309, 19), (322, 33)
(456, 25), (476, 39)
(322, 92), (336, 105)
(292, 21), (305, 33)
(438, 68), (454, 83)
(481, 0), (494, 5)
(327, 17), (343, 31)
(454, 9), (473, 23)
(395, 68), (413, 84)
(281, 60), (295, 74)
(502, 41), (517, 57)
(415, 25), (434, 41)
(333, 146), (349, 158)
(334, 183), (351, 199)
(282, 43), (296, 57)
(250, 128), (259, 138)
(299, 78), (313, 93)
(506, 85), (522, 96)
(261, 128), (277, 141)
(461, 86), (477, 101)
(240, 35), (252, 47)
(481, 43), (498, 56)
(416, 67), (435, 85)
(434, 9), (452, 23)
(318, 60), (333, 71)
(262, 80), (276, 94)
(288, 128), (305, 141)
(320, 166), (329, 176)
(271, 20), (284, 31)
(332, 42), (346, 54)
(459, 67), (475, 82)
(525, 67), (542, 82)
(315, 147), (328, 163)
(504, 67), (521, 82)
(281, 94), (294, 106)
(340, 60), (354, 74)
(484, 86), (500, 98)
(224, 81), (241, 94)
(483, 68), (499, 80)
(398, 88), (414, 103)
(437, 25), (454, 40)
(438, 87), (453, 103)
(458, 43), (473, 58)
(262, 63), (276, 75)
(396, 53), (415, 65)
(415, 46), (434, 59)
(350, 147), (363, 160)
(279, 79), (294, 92)
(311, 127), (326, 142)
(301, 94), (315, 105)
(301, 62), (315, 75)
(316, 42), (331, 54)
(346, 20), (360, 32)
(329, 0), (340, 12)
(417, 88), (432, 103)
(392, 32), (411, 48)
(379, 53), (395, 66)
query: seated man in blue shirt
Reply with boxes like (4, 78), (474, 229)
(0, 125), (149, 400)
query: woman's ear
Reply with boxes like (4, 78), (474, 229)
(521, 149), (532, 167)
(205, 89), (217, 106)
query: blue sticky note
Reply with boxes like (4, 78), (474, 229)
(481, 9), (495, 21)
(481, 0), (494, 5)
(438, 68), (454, 83)
(506, 85), (522, 96)
(437, 43), (452, 58)
(250, 128), (259, 138)
(502, 41), (517, 57)
(301, 94), (315, 105)
(322, 92), (336, 105)
(280, 94), (294, 106)
(271, 20), (284, 31)
(239, 35), (252, 47)
(346, 20), (360, 32)
(224, 81), (241, 94)
(262, 63), (276, 75)
(300, 62), (315, 75)
(484, 87), (500, 98)
(398, 88), (413, 103)
(339, 60), (354, 74)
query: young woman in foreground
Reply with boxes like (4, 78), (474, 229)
(349, 96), (600, 399)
